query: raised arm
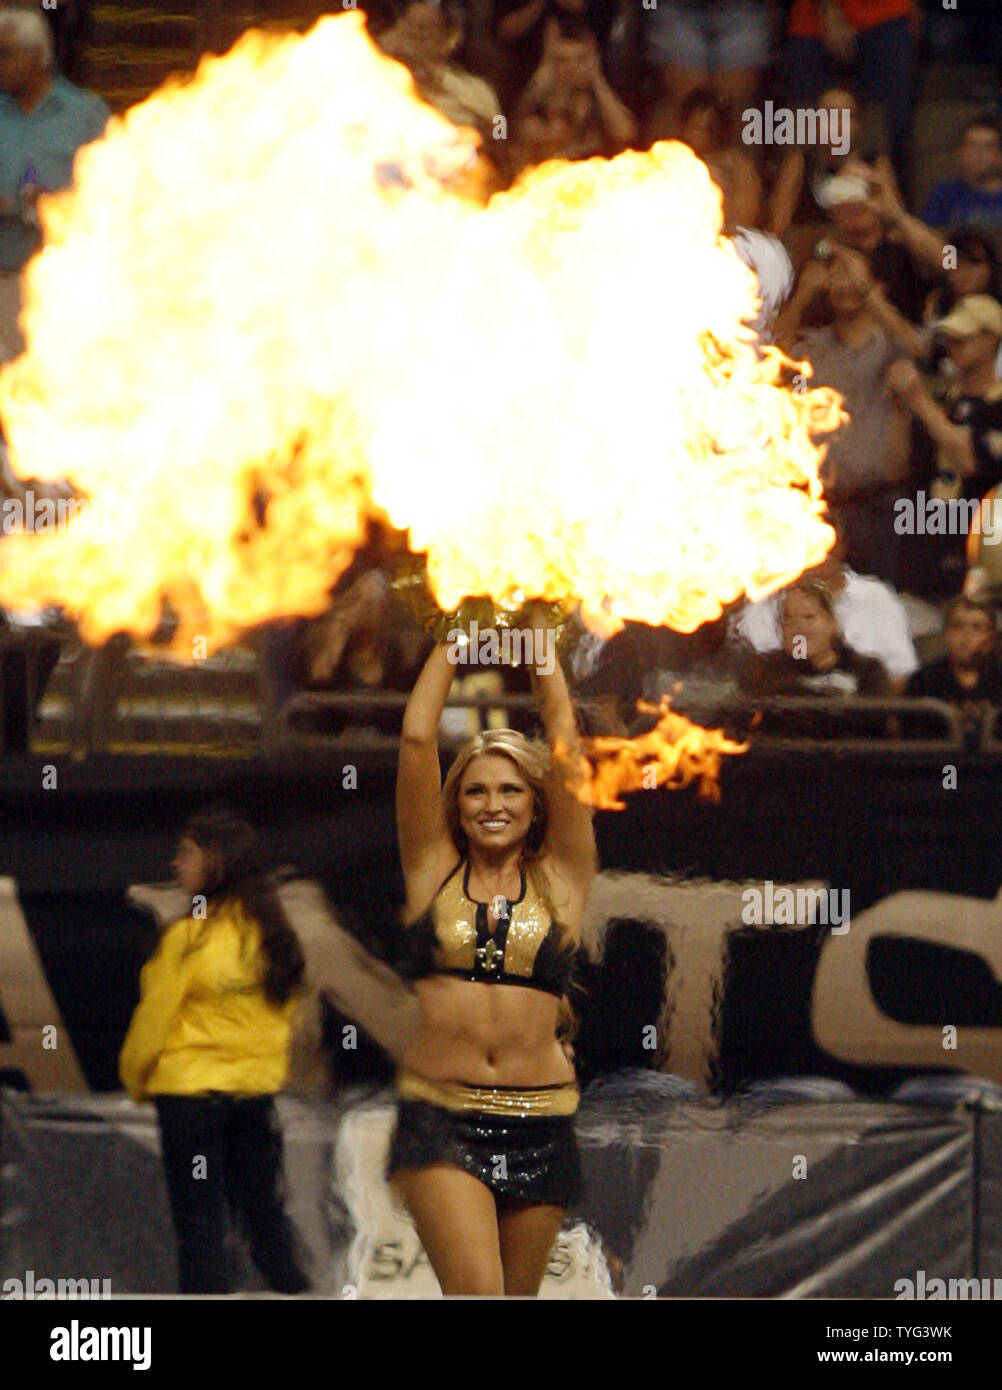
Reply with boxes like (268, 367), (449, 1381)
(529, 629), (598, 885)
(862, 159), (946, 276)
(767, 149), (805, 240)
(887, 359), (978, 479)
(396, 643), (459, 912)
(497, 0), (548, 43)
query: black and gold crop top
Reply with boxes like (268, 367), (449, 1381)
(395, 859), (578, 998)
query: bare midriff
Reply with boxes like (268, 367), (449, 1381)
(400, 975), (575, 1088)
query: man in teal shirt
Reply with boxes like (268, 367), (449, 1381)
(0, 6), (108, 358)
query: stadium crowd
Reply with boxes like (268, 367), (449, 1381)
(4, 0), (1002, 749)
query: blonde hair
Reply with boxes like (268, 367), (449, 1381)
(442, 729), (550, 862)
(441, 728), (585, 1036)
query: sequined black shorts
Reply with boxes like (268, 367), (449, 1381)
(386, 1078), (582, 1210)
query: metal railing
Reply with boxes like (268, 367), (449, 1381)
(0, 622), (986, 758)
(718, 695), (966, 753)
(273, 691), (967, 752)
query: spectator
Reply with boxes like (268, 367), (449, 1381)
(492, 0), (609, 109)
(743, 578), (892, 694)
(775, 173), (928, 340)
(572, 610), (754, 735)
(859, 157), (950, 272)
(735, 521), (919, 690)
(923, 230), (1002, 376)
(924, 230), (1002, 333)
(644, 1), (776, 112)
(0, 0), (90, 80)
(510, 15), (636, 167)
(378, 3), (503, 150)
(767, 85), (897, 241)
(793, 252), (910, 581)
(888, 296), (1002, 596)
(906, 595), (1002, 745)
(921, 116), (1002, 235)
(672, 86), (762, 230)
(0, 6), (109, 363)
(302, 568), (432, 735)
(260, 533), (433, 739)
(782, 0), (917, 194)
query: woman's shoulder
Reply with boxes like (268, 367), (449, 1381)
(160, 914), (201, 948)
(164, 900), (257, 946)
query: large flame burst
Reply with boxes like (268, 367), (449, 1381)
(0, 10), (839, 651)
(0, 13), (843, 800)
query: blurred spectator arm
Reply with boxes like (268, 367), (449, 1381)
(866, 284), (928, 360)
(887, 359), (977, 479)
(497, 0), (549, 42)
(774, 257), (829, 352)
(768, 151), (805, 240)
(884, 396), (913, 486)
(864, 161), (946, 277)
(818, 0), (856, 62)
(833, 246), (927, 358)
(305, 569), (389, 685)
(590, 52), (636, 147)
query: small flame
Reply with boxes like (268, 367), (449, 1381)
(556, 699), (747, 811)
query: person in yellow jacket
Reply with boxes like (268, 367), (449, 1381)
(120, 806), (310, 1294)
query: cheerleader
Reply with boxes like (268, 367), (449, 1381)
(387, 625), (597, 1295)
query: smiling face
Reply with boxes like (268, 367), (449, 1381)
(782, 589), (839, 667)
(457, 753), (535, 859)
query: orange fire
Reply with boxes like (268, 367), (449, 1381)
(0, 12), (842, 798)
(556, 699), (748, 811)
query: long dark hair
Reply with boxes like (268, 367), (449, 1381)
(182, 806), (305, 1005)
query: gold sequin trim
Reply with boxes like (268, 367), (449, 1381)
(396, 1070), (580, 1116)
